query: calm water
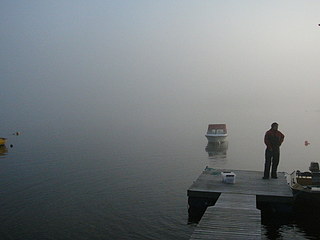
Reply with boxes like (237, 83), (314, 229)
(1, 115), (320, 239)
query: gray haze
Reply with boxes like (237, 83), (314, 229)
(2, 1), (320, 171)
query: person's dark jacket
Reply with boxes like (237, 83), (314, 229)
(264, 129), (285, 152)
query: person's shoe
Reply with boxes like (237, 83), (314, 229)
(262, 177), (269, 179)
(271, 176), (278, 179)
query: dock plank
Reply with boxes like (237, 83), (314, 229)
(190, 193), (261, 240)
(188, 168), (292, 200)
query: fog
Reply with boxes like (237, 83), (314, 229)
(1, 1), (320, 171)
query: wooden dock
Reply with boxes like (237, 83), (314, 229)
(190, 193), (261, 239)
(188, 168), (293, 239)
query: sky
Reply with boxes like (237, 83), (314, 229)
(1, 1), (320, 141)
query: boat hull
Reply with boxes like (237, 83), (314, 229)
(0, 138), (7, 146)
(205, 134), (227, 143)
(0, 145), (7, 156)
(292, 185), (320, 199)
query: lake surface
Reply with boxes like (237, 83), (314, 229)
(1, 113), (320, 239)
(2, 1), (320, 239)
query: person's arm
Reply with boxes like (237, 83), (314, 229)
(264, 131), (272, 150)
(279, 132), (284, 146)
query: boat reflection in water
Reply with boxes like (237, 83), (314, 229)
(205, 141), (228, 159)
(0, 145), (8, 157)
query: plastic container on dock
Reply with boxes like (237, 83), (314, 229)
(221, 172), (236, 184)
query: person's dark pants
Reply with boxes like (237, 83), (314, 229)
(264, 149), (280, 178)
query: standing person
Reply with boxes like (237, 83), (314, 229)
(263, 122), (285, 179)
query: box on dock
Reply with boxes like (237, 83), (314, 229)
(221, 172), (236, 184)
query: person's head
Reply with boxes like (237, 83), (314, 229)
(271, 122), (278, 130)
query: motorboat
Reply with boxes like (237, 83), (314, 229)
(205, 124), (227, 143)
(0, 145), (7, 156)
(287, 162), (320, 208)
(0, 138), (7, 146)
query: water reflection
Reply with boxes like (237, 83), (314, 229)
(205, 141), (228, 159)
(0, 145), (8, 157)
(294, 215), (320, 239)
(261, 210), (320, 239)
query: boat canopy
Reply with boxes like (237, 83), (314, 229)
(207, 124), (227, 134)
